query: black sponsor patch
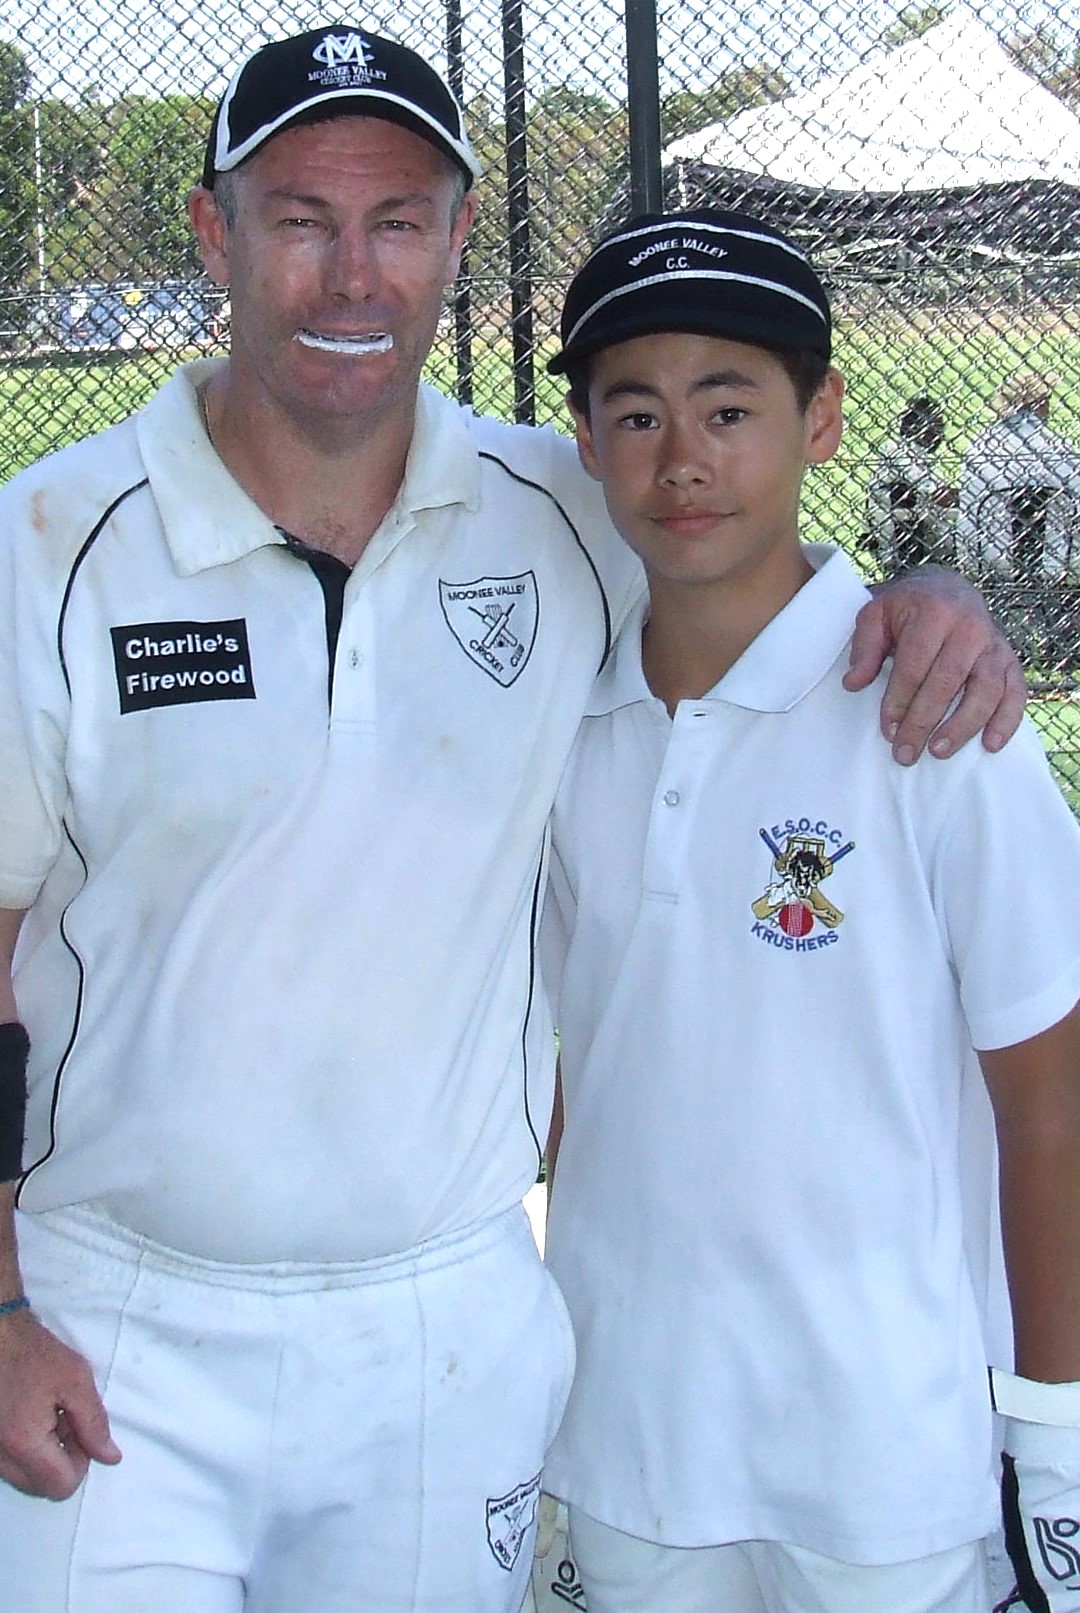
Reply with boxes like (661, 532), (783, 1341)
(111, 619), (256, 713)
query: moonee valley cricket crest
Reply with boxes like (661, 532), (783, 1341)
(750, 820), (854, 952)
(439, 573), (539, 686)
(486, 1473), (541, 1570)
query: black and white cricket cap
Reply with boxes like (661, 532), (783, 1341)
(202, 26), (480, 188)
(548, 209), (831, 374)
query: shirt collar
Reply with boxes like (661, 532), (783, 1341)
(404, 383), (481, 513)
(584, 593), (653, 715)
(137, 363), (479, 578)
(346, 384), (480, 582)
(585, 545), (871, 717)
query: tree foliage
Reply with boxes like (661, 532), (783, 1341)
(466, 80), (628, 317)
(0, 46), (106, 299)
(37, 97), (109, 283)
(0, 39), (34, 291)
(0, 49), (219, 299)
(661, 61), (790, 143)
(1004, 22), (1080, 106)
(879, 5), (949, 51)
(0, 39), (31, 110)
(108, 95), (213, 278)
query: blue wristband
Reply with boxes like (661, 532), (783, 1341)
(0, 1296), (29, 1317)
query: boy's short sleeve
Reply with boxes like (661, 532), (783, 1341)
(931, 718), (1080, 1051)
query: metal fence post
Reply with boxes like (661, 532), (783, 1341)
(502, 0), (536, 423)
(625, 0), (662, 215)
(445, 0), (474, 406)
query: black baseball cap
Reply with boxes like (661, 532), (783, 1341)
(201, 26), (480, 189)
(548, 209), (831, 375)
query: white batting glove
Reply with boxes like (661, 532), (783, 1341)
(534, 1492), (561, 1559)
(994, 1368), (1080, 1612)
(529, 1494), (586, 1611)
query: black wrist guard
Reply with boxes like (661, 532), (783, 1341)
(0, 1023), (29, 1182)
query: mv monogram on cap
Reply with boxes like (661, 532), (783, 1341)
(202, 26), (480, 186)
(549, 209), (832, 373)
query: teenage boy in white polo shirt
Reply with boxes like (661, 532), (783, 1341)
(540, 210), (1080, 1613)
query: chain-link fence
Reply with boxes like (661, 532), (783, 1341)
(3, 0), (1080, 802)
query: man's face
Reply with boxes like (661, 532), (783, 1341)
(570, 332), (843, 594)
(191, 117), (474, 434)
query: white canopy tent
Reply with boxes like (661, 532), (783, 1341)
(663, 9), (1080, 193)
(655, 10), (1080, 270)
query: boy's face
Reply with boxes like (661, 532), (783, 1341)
(570, 332), (843, 593)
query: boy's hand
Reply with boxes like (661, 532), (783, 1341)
(534, 1491), (561, 1559)
(844, 566), (1025, 764)
(528, 1496), (585, 1613)
(994, 1371), (1080, 1613)
(1001, 1424), (1080, 1611)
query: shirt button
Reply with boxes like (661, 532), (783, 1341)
(349, 648), (361, 668)
(663, 789), (680, 807)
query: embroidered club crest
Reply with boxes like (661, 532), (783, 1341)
(439, 572), (539, 686)
(308, 31), (384, 88)
(750, 822), (854, 952)
(486, 1473), (541, 1570)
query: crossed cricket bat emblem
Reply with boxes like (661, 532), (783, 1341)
(751, 826), (855, 931)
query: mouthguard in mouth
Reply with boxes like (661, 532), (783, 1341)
(296, 330), (394, 355)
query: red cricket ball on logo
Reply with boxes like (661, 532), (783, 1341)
(779, 900), (814, 938)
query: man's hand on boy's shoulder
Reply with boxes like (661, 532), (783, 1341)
(844, 565), (1025, 765)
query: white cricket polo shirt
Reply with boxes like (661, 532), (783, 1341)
(543, 546), (1080, 1564)
(0, 359), (641, 1264)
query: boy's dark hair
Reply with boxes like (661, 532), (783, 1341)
(564, 344), (831, 419)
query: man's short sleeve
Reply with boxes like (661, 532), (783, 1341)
(0, 503), (69, 908)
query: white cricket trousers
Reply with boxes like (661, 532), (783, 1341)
(568, 1508), (992, 1613)
(0, 1202), (575, 1613)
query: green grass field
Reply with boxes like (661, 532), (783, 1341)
(7, 315), (1080, 480)
(5, 323), (1080, 812)
(0, 352), (164, 475)
(1032, 693), (1080, 813)
(804, 313), (1080, 557)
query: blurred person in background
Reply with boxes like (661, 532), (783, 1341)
(958, 373), (1080, 669)
(867, 395), (955, 574)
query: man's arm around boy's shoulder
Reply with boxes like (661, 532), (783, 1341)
(845, 564), (1025, 765)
